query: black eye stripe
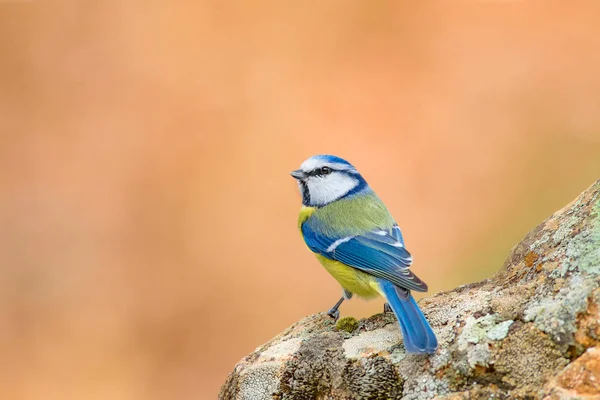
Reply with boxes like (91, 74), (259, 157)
(306, 167), (333, 177)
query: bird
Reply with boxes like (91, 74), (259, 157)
(290, 154), (438, 354)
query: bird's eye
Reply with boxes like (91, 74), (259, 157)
(321, 166), (331, 175)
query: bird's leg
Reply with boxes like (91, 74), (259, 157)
(327, 297), (345, 321)
(327, 290), (353, 321)
(383, 302), (393, 313)
(343, 289), (353, 300)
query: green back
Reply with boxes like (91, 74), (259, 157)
(309, 191), (395, 237)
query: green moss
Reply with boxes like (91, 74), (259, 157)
(336, 316), (359, 333)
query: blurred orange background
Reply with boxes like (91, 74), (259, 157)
(1, 1), (600, 399)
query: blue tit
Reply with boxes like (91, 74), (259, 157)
(290, 155), (438, 354)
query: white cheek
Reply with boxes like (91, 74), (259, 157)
(306, 173), (358, 205)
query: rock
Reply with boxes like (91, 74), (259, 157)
(545, 347), (600, 399)
(220, 181), (600, 400)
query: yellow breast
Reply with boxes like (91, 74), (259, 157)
(298, 206), (317, 230)
(298, 206), (381, 299)
(316, 255), (381, 299)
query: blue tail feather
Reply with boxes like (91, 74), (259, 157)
(379, 279), (438, 354)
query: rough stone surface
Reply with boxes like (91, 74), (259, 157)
(220, 181), (600, 400)
(545, 347), (600, 399)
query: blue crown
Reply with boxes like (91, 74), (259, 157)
(312, 154), (354, 167)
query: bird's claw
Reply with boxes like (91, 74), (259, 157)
(327, 309), (340, 322)
(383, 302), (393, 313)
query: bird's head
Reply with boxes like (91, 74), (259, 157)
(290, 155), (368, 207)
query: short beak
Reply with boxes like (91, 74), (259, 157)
(290, 169), (306, 180)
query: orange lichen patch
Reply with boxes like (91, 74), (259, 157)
(554, 348), (600, 396)
(536, 263), (544, 272)
(471, 365), (490, 377)
(525, 252), (540, 268)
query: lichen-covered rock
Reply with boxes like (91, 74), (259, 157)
(220, 181), (600, 400)
(544, 347), (600, 399)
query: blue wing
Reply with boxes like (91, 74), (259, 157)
(302, 223), (428, 292)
